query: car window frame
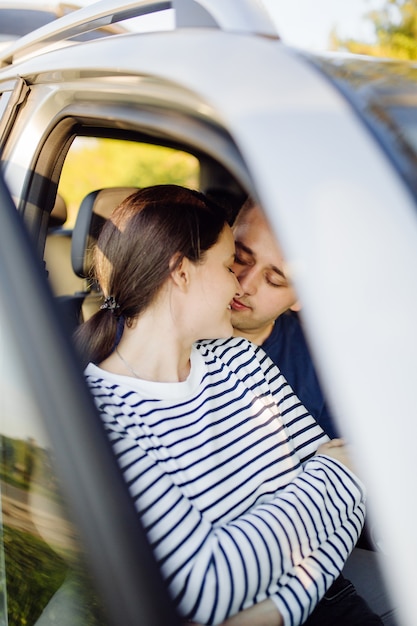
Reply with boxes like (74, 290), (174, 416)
(0, 77), (29, 149)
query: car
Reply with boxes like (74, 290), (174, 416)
(0, 1), (417, 624)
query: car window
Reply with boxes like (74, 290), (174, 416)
(0, 200), (109, 626)
(0, 9), (59, 39)
(58, 137), (200, 227)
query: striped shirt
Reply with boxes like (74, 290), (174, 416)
(85, 336), (366, 626)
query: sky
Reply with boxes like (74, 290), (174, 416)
(261, 0), (386, 50)
(20, 0), (388, 52)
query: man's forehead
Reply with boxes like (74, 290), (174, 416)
(235, 239), (252, 252)
(234, 217), (285, 257)
(234, 240), (287, 279)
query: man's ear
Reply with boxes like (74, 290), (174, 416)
(170, 255), (191, 291)
(290, 300), (301, 312)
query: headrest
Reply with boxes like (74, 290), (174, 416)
(71, 187), (139, 279)
(48, 193), (67, 228)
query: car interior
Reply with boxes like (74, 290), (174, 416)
(44, 135), (249, 336)
(47, 186), (140, 333)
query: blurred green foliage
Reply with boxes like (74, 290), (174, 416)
(332, 0), (417, 59)
(0, 433), (108, 624)
(4, 525), (67, 625)
(4, 526), (106, 625)
(58, 138), (199, 226)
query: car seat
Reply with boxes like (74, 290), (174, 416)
(45, 194), (84, 298)
(57, 187), (139, 333)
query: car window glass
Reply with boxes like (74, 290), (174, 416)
(0, 9), (57, 38)
(0, 310), (109, 625)
(58, 138), (200, 227)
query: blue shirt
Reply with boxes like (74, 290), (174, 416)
(262, 310), (339, 438)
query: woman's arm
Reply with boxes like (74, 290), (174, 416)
(104, 422), (364, 625)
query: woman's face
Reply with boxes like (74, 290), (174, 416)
(188, 225), (241, 340)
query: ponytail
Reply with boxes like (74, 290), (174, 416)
(74, 305), (120, 367)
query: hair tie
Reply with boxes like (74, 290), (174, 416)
(100, 295), (120, 315)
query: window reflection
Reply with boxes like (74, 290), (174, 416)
(0, 319), (108, 624)
(311, 55), (417, 202)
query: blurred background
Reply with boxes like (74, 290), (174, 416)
(13, 0), (409, 53)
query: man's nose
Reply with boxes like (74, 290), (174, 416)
(234, 266), (257, 295)
(233, 273), (243, 298)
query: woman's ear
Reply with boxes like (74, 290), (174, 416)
(170, 255), (191, 291)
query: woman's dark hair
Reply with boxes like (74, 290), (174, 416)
(74, 184), (229, 365)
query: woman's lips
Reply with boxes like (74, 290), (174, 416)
(231, 298), (250, 311)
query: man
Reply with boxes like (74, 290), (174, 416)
(231, 197), (338, 438)
(230, 198), (397, 626)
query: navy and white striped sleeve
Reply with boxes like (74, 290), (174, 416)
(209, 338), (330, 463)
(252, 343), (331, 461)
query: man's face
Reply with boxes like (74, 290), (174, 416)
(231, 204), (299, 345)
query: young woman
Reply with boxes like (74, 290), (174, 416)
(75, 185), (375, 626)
